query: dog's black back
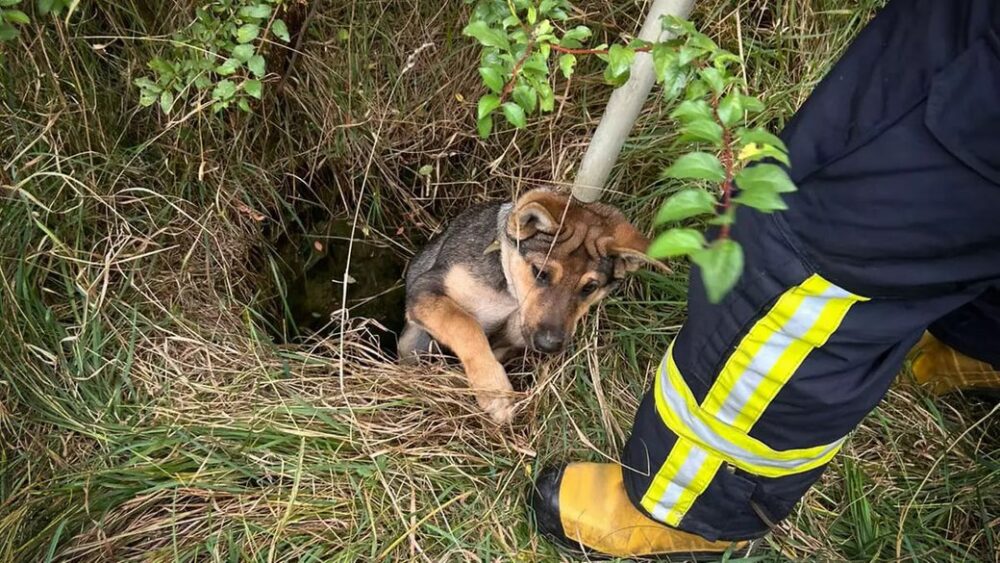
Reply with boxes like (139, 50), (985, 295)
(405, 203), (508, 300)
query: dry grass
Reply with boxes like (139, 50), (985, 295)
(1, 0), (997, 561)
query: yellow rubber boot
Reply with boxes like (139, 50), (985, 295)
(910, 332), (1000, 396)
(530, 462), (749, 560)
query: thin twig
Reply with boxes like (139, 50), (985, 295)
(550, 44), (652, 55)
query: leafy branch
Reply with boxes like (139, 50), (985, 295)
(464, 1), (796, 303)
(134, 0), (291, 115)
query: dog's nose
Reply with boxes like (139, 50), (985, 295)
(532, 328), (565, 353)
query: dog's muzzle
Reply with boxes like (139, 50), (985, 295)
(532, 327), (565, 353)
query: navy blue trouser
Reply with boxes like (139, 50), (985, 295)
(621, 0), (1000, 540)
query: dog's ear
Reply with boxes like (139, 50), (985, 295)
(606, 221), (671, 276)
(506, 190), (566, 240)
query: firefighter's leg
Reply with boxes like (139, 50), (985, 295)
(912, 288), (1000, 396)
(532, 205), (979, 555)
(531, 0), (1000, 556)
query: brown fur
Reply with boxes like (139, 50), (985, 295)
(402, 189), (656, 424)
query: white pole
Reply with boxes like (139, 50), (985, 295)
(571, 0), (696, 203)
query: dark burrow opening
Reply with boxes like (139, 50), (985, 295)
(264, 211), (410, 356)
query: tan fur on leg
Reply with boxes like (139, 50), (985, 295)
(409, 294), (515, 423)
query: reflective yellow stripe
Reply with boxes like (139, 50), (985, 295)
(666, 453), (722, 526)
(643, 274), (866, 525)
(732, 286), (862, 429)
(701, 275), (829, 418)
(641, 439), (693, 516)
(653, 353), (843, 478)
(640, 436), (723, 526)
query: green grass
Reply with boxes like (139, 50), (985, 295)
(1, 1), (997, 561)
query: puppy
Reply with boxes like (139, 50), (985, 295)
(399, 189), (654, 423)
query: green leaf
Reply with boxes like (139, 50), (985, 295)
(231, 44), (254, 62)
(418, 164), (434, 176)
(738, 142), (790, 166)
(248, 54), (266, 77)
(558, 53), (576, 78)
(685, 79), (710, 101)
(148, 57), (174, 78)
(212, 79), (237, 100)
(521, 51), (548, 77)
(133, 77), (161, 93)
(691, 240), (744, 303)
(216, 58), (241, 75)
(648, 228), (706, 258)
(272, 19), (290, 42)
(717, 93), (742, 127)
(679, 117), (723, 145)
(663, 152), (725, 182)
(713, 51), (742, 68)
(733, 163), (794, 212)
(737, 128), (788, 154)
(663, 70), (689, 101)
(604, 44), (634, 87)
(688, 32), (718, 52)
(1, 0), (22, 7)
(462, 20), (509, 50)
(733, 185), (788, 212)
(238, 98), (252, 113)
(4, 9), (30, 24)
(699, 67), (725, 95)
(671, 99), (713, 124)
(537, 82), (555, 112)
(560, 25), (591, 48)
(662, 14), (696, 35)
(735, 163), (796, 194)
(739, 95), (764, 114)
(138, 88), (158, 107)
(477, 94), (501, 120)
(654, 45), (688, 100)
(677, 45), (704, 66)
(512, 83), (536, 114)
(159, 90), (174, 114)
(36, 0), (54, 14)
(478, 66), (505, 94)
(655, 189), (717, 225)
(708, 209), (736, 226)
(244, 78), (262, 99)
(236, 23), (260, 44)
(501, 102), (526, 128)
(652, 43), (676, 83)
(238, 4), (271, 19)
(477, 114), (493, 138)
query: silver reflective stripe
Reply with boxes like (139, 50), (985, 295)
(648, 444), (709, 522)
(715, 284), (851, 425)
(658, 354), (843, 471)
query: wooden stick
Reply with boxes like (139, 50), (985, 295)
(571, 0), (696, 203)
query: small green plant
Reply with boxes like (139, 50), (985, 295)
(463, 2), (794, 302)
(0, 0), (75, 42)
(134, 0), (291, 115)
(0, 0), (29, 41)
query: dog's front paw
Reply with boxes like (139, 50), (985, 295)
(468, 360), (515, 424)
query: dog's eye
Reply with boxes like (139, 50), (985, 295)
(580, 281), (600, 296)
(531, 265), (550, 286)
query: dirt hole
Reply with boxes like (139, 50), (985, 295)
(265, 215), (409, 355)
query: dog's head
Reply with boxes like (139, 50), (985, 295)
(502, 189), (656, 354)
